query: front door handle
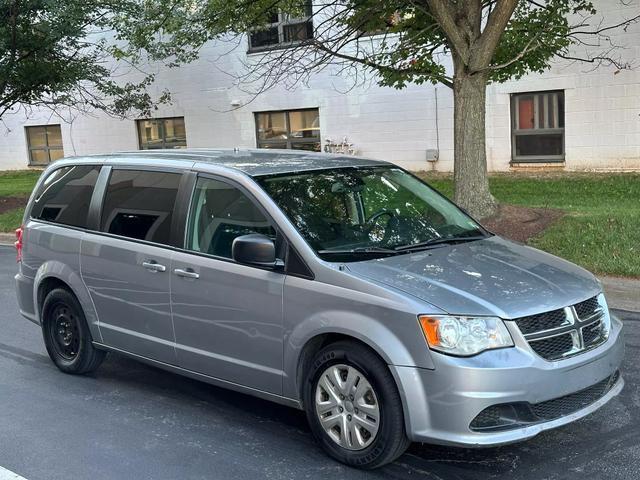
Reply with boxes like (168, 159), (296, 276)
(142, 261), (166, 273)
(174, 268), (200, 279)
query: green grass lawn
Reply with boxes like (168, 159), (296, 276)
(0, 207), (25, 234)
(0, 170), (41, 233)
(0, 170), (41, 197)
(419, 172), (640, 278)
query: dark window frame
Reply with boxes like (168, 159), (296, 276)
(247, 1), (313, 53)
(254, 108), (320, 151)
(25, 124), (64, 166)
(136, 116), (187, 150)
(511, 90), (565, 163)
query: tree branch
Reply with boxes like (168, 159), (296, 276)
(428, 0), (470, 61)
(470, 0), (518, 70)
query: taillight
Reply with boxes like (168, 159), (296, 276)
(15, 225), (23, 262)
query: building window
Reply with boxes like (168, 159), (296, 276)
(511, 91), (565, 162)
(25, 125), (64, 165)
(255, 108), (321, 152)
(248, 1), (313, 51)
(137, 117), (187, 150)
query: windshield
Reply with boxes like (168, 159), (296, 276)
(257, 166), (486, 261)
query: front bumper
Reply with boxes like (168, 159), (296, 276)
(392, 313), (624, 447)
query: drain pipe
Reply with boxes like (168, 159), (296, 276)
(432, 87), (440, 171)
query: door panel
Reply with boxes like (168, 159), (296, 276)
(171, 253), (285, 393)
(81, 234), (175, 363)
(80, 168), (183, 364)
(170, 176), (285, 394)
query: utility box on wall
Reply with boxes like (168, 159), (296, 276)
(426, 149), (439, 162)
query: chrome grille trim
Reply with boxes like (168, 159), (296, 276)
(513, 296), (608, 361)
(578, 309), (604, 324)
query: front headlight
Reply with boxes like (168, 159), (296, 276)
(597, 293), (611, 339)
(418, 315), (514, 356)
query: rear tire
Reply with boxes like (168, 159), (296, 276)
(303, 340), (410, 469)
(41, 288), (106, 374)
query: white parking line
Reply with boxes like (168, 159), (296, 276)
(0, 466), (27, 480)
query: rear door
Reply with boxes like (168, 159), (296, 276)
(81, 167), (185, 364)
(170, 175), (286, 394)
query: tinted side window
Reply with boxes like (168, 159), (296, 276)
(101, 170), (181, 245)
(187, 177), (275, 259)
(31, 165), (100, 228)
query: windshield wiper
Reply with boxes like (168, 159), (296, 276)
(394, 235), (488, 252)
(318, 246), (399, 255)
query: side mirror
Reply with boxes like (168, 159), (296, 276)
(232, 234), (283, 269)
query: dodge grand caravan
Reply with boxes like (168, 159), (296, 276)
(15, 150), (624, 468)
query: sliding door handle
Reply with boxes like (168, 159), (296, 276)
(142, 261), (166, 273)
(174, 268), (200, 279)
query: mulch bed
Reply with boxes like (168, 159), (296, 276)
(482, 204), (565, 243)
(0, 196), (27, 215)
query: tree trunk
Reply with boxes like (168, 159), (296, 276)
(452, 68), (497, 219)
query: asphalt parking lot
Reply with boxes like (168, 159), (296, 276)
(0, 245), (638, 479)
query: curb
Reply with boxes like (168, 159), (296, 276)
(599, 276), (640, 314)
(0, 233), (14, 246)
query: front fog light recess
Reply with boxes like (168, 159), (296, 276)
(419, 315), (514, 356)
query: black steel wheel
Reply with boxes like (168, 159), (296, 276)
(41, 288), (106, 374)
(48, 304), (81, 360)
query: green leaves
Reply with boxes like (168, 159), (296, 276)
(108, 0), (607, 91)
(0, 0), (621, 118)
(488, 1), (593, 83)
(0, 0), (171, 118)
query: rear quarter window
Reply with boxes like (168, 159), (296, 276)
(30, 165), (101, 228)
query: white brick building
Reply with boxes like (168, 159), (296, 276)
(0, 0), (638, 172)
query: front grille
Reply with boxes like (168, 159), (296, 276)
(582, 321), (604, 347)
(515, 308), (568, 335)
(470, 370), (620, 431)
(575, 296), (600, 319)
(531, 371), (620, 420)
(529, 333), (574, 361)
(512, 295), (607, 361)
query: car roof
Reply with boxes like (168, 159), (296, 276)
(69, 149), (391, 177)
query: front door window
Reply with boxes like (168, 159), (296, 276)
(186, 177), (276, 259)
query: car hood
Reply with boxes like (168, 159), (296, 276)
(345, 236), (601, 319)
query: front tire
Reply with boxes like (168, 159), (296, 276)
(41, 288), (106, 374)
(303, 340), (410, 469)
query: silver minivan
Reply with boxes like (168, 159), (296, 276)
(15, 150), (624, 469)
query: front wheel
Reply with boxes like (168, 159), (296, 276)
(41, 288), (106, 374)
(303, 341), (410, 469)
